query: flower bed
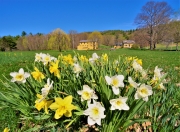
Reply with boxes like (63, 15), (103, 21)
(1, 52), (177, 131)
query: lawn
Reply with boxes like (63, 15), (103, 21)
(0, 48), (179, 131)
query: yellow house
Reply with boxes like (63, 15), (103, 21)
(114, 42), (123, 49)
(77, 40), (98, 50)
(123, 40), (135, 48)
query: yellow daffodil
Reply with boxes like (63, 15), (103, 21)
(35, 94), (53, 114)
(79, 55), (88, 62)
(49, 60), (60, 78)
(102, 53), (108, 62)
(63, 54), (74, 65)
(127, 57), (142, 66)
(3, 127), (10, 132)
(31, 67), (45, 82)
(49, 95), (76, 119)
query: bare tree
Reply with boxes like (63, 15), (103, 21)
(69, 30), (78, 49)
(135, 1), (172, 50)
(133, 29), (149, 48)
(103, 35), (114, 46)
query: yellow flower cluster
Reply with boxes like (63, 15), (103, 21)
(62, 54), (74, 65)
(79, 55), (88, 63)
(127, 56), (142, 66)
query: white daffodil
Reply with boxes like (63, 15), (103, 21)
(110, 96), (129, 111)
(132, 60), (142, 72)
(141, 69), (147, 78)
(10, 68), (30, 84)
(154, 66), (163, 78)
(73, 63), (83, 77)
(41, 78), (53, 97)
(128, 77), (139, 88)
(77, 85), (98, 103)
(50, 56), (57, 62)
(89, 53), (99, 63)
(158, 83), (165, 90)
(105, 75), (124, 95)
(73, 56), (78, 62)
(35, 52), (43, 62)
(41, 53), (52, 65)
(83, 101), (106, 126)
(134, 84), (153, 102)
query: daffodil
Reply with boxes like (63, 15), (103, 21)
(83, 100), (106, 126)
(35, 94), (53, 114)
(63, 54), (74, 65)
(132, 60), (142, 72)
(73, 56), (78, 62)
(49, 95), (76, 119)
(79, 55), (88, 62)
(49, 60), (60, 78)
(102, 53), (108, 62)
(158, 83), (165, 90)
(35, 52), (43, 62)
(134, 84), (153, 101)
(136, 59), (142, 66)
(110, 96), (129, 110)
(128, 77), (139, 88)
(41, 53), (52, 65)
(10, 68), (30, 84)
(31, 67), (45, 82)
(105, 75), (124, 95)
(3, 127), (10, 132)
(89, 53), (99, 63)
(141, 69), (147, 78)
(73, 63), (83, 77)
(127, 57), (142, 66)
(154, 66), (163, 78)
(41, 78), (53, 97)
(77, 85), (98, 103)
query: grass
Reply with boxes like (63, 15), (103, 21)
(0, 48), (179, 131)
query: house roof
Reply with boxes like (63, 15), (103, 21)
(80, 40), (96, 42)
(123, 40), (135, 44)
(115, 42), (123, 46)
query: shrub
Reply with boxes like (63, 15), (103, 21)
(131, 44), (140, 49)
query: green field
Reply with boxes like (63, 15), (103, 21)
(0, 48), (180, 131)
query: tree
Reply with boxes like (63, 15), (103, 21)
(69, 30), (78, 49)
(133, 29), (149, 48)
(88, 31), (103, 46)
(0, 36), (17, 51)
(135, 1), (172, 50)
(103, 35), (115, 46)
(171, 20), (180, 51)
(48, 28), (70, 51)
(21, 31), (27, 37)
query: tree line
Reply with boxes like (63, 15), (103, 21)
(0, 29), (133, 51)
(0, 1), (179, 51)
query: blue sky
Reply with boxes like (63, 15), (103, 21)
(0, 0), (179, 36)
